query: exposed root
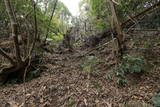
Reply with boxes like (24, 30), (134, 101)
(0, 59), (30, 84)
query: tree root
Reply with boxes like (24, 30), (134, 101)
(0, 60), (30, 84)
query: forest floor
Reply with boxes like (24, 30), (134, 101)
(0, 31), (160, 107)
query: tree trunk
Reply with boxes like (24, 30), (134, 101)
(62, 28), (73, 52)
(108, 0), (124, 56)
(0, 0), (37, 84)
(44, 0), (58, 43)
(4, 0), (22, 64)
(26, 1), (37, 59)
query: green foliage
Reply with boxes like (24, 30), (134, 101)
(90, 0), (108, 19)
(117, 79), (128, 86)
(152, 93), (160, 107)
(27, 68), (41, 80)
(91, 70), (102, 76)
(156, 69), (160, 73)
(49, 32), (63, 41)
(38, 0), (71, 38)
(117, 0), (149, 21)
(143, 42), (152, 49)
(81, 56), (101, 76)
(79, 0), (156, 32)
(106, 72), (114, 80)
(0, 0), (71, 41)
(119, 55), (146, 74)
(67, 98), (76, 106)
(95, 19), (109, 31)
(107, 55), (146, 86)
(73, 41), (81, 47)
(116, 55), (146, 86)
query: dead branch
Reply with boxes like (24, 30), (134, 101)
(79, 38), (116, 57)
(122, 1), (160, 28)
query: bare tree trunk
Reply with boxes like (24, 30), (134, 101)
(4, 0), (22, 64)
(44, 0), (58, 43)
(62, 28), (74, 52)
(108, 0), (124, 56)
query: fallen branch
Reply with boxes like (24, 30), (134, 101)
(79, 38), (116, 57)
(122, 1), (160, 28)
(127, 28), (160, 32)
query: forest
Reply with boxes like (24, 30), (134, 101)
(0, 0), (160, 106)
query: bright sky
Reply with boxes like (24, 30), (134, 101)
(60, 0), (81, 16)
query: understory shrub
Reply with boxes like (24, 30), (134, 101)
(107, 55), (147, 86)
(152, 93), (160, 107)
(81, 55), (101, 76)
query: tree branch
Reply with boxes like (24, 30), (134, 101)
(112, 0), (120, 5)
(0, 48), (15, 65)
(4, 0), (22, 64)
(122, 1), (160, 28)
(26, 1), (38, 59)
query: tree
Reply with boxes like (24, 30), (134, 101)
(0, 0), (37, 83)
(108, 0), (124, 56)
(44, 0), (58, 43)
(4, 0), (22, 64)
(37, 0), (71, 42)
